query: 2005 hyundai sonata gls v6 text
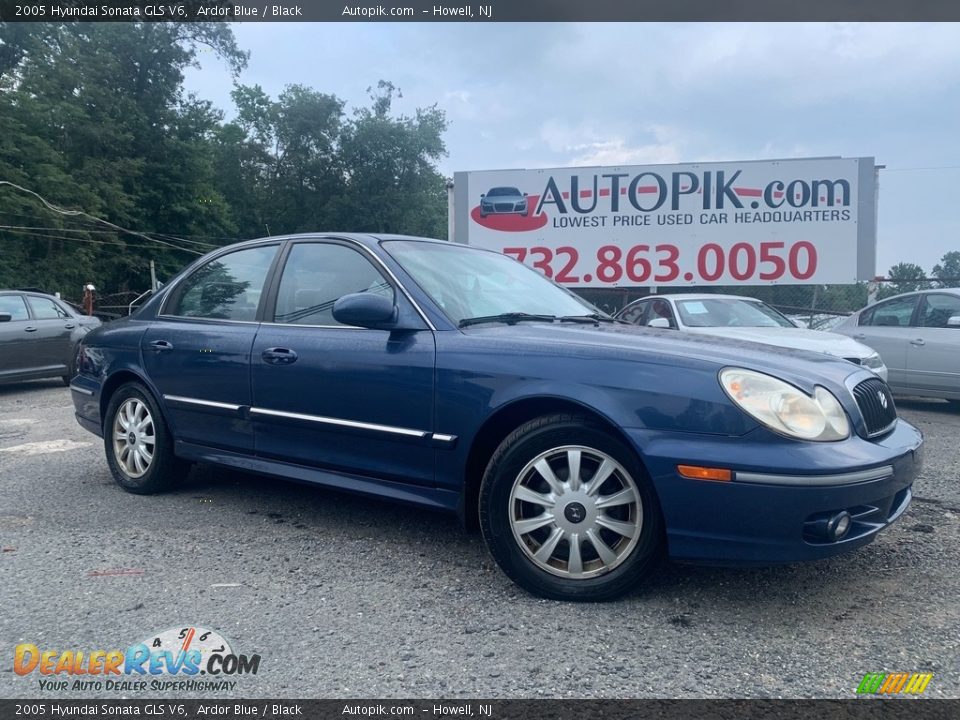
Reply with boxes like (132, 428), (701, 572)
(71, 235), (923, 601)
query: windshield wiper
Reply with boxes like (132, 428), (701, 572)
(558, 313), (619, 324)
(458, 312), (557, 328)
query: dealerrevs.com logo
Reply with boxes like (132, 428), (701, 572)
(14, 626), (261, 693)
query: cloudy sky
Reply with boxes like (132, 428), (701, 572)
(185, 22), (960, 276)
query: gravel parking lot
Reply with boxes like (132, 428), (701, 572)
(1, 380), (958, 699)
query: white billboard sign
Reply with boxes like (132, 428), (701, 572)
(452, 157), (877, 287)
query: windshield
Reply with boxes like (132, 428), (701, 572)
(383, 240), (597, 324)
(487, 187), (520, 197)
(675, 298), (796, 328)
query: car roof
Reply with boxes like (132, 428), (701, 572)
(208, 233), (453, 251)
(0, 289), (60, 298)
(864, 287), (960, 306)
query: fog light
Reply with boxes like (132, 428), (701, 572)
(828, 511), (852, 540)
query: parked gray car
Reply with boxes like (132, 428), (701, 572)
(832, 288), (960, 403)
(0, 290), (101, 385)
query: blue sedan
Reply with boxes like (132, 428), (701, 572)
(70, 235), (922, 601)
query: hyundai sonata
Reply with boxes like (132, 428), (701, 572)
(71, 235), (922, 601)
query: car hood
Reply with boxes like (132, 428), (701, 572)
(459, 322), (867, 394)
(682, 326), (877, 360)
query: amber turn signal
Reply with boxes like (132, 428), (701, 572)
(677, 465), (732, 482)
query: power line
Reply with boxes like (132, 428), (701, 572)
(0, 223), (219, 249)
(0, 227), (201, 254)
(0, 208), (254, 244)
(0, 181), (205, 255)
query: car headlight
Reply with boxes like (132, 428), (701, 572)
(861, 352), (884, 370)
(719, 368), (850, 441)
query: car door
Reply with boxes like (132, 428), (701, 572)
(848, 295), (920, 391)
(142, 243), (281, 453)
(24, 294), (75, 375)
(251, 239), (436, 486)
(0, 294), (32, 378)
(906, 293), (960, 396)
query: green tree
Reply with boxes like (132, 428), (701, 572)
(877, 262), (930, 300)
(931, 251), (960, 288)
(226, 83), (345, 236)
(330, 80), (449, 238)
(0, 22), (247, 294)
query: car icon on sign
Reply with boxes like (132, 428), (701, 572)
(479, 187), (528, 217)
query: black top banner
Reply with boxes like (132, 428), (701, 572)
(2, 0), (960, 22)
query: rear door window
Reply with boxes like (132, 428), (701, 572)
(0, 295), (29, 321)
(166, 245), (278, 321)
(27, 296), (71, 320)
(859, 296), (919, 327)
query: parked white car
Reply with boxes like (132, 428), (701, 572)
(616, 294), (888, 381)
(831, 288), (960, 403)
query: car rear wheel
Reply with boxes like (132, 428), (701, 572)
(479, 413), (663, 601)
(104, 382), (188, 494)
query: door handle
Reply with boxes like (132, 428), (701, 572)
(24, 326), (37, 333)
(148, 340), (174, 352)
(910, 338), (926, 347)
(261, 347), (298, 365)
(64, 323), (76, 329)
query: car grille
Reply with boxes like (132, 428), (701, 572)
(494, 203), (515, 212)
(852, 377), (897, 437)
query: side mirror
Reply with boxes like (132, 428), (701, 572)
(480, 193), (486, 198)
(332, 292), (398, 329)
(523, 192), (528, 197)
(0, 312), (11, 323)
(947, 315), (960, 328)
(647, 317), (671, 329)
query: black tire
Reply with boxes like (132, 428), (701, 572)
(479, 413), (664, 601)
(103, 382), (189, 494)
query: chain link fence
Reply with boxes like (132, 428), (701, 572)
(575, 278), (960, 326)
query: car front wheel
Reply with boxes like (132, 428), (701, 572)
(104, 382), (188, 494)
(479, 413), (663, 601)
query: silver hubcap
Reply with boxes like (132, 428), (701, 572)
(509, 445), (643, 579)
(112, 399), (155, 479)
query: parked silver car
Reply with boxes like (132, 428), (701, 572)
(0, 290), (101, 385)
(616, 294), (888, 380)
(832, 288), (960, 403)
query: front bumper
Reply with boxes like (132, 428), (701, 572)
(627, 419), (922, 565)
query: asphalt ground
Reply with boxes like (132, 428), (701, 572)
(1, 379), (958, 699)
